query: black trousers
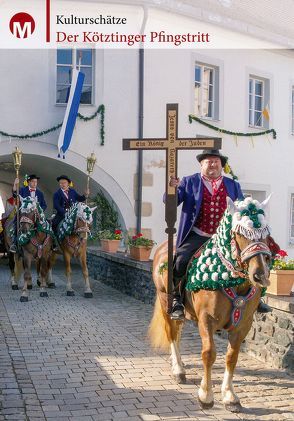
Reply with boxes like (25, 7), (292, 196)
(173, 231), (209, 280)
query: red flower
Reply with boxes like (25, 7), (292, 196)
(137, 233), (143, 237)
(277, 249), (288, 258)
(132, 235), (137, 240)
(115, 230), (121, 235)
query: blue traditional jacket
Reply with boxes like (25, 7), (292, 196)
(164, 173), (244, 248)
(16, 186), (47, 211)
(53, 188), (86, 218)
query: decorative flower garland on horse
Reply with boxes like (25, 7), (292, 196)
(149, 196), (275, 413)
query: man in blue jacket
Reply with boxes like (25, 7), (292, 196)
(10, 174), (47, 252)
(52, 175), (89, 235)
(167, 149), (269, 320)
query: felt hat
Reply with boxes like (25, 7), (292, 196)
(56, 175), (71, 183)
(196, 149), (227, 167)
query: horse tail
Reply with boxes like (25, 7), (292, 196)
(148, 295), (182, 351)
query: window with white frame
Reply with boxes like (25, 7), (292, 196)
(194, 63), (219, 119)
(249, 76), (269, 128)
(243, 190), (266, 202)
(56, 49), (94, 105)
(290, 194), (294, 242)
(292, 86), (294, 135)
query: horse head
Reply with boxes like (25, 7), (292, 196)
(227, 196), (272, 288)
(75, 203), (97, 241)
(19, 196), (39, 234)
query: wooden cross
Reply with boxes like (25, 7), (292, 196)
(123, 104), (222, 313)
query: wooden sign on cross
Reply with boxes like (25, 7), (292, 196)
(123, 104), (222, 313)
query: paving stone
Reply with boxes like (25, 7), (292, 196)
(0, 261), (293, 421)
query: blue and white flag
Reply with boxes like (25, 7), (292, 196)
(58, 69), (85, 157)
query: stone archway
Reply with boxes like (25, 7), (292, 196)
(0, 140), (135, 230)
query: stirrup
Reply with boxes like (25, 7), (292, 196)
(10, 245), (17, 254)
(170, 302), (185, 321)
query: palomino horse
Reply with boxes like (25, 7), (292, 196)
(56, 202), (96, 298)
(149, 196), (273, 413)
(18, 196), (55, 302)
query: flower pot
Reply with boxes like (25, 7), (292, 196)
(267, 270), (294, 296)
(129, 246), (152, 261)
(100, 239), (120, 253)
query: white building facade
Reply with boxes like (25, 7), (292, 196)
(1, 1), (294, 255)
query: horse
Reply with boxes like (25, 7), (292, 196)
(18, 196), (55, 302)
(2, 207), (23, 290)
(149, 196), (273, 413)
(56, 202), (96, 298)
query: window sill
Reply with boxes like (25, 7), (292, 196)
(196, 116), (220, 123)
(248, 125), (268, 130)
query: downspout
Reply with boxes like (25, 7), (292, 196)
(136, 5), (148, 234)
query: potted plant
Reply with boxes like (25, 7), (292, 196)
(98, 229), (122, 253)
(268, 249), (294, 296)
(128, 233), (156, 261)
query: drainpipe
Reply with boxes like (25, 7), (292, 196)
(136, 5), (148, 234)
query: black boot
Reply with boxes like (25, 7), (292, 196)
(170, 295), (185, 320)
(257, 299), (272, 313)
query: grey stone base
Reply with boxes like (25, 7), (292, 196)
(87, 247), (155, 304)
(242, 295), (294, 373)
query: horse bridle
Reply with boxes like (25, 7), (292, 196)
(66, 217), (91, 255)
(230, 232), (271, 273)
(19, 209), (37, 232)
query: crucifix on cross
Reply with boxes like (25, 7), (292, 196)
(123, 104), (222, 312)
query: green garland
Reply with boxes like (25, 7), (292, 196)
(186, 205), (266, 297)
(0, 104), (105, 146)
(57, 203), (94, 242)
(17, 201), (55, 246)
(188, 114), (277, 139)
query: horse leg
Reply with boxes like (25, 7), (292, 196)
(20, 255), (31, 302)
(148, 296), (186, 383)
(39, 258), (48, 298)
(80, 249), (93, 298)
(221, 328), (250, 413)
(64, 251), (74, 296)
(47, 252), (56, 288)
(198, 318), (216, 408)
(10, 253), (18, 290)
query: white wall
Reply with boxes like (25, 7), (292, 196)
(1, 45), (294, 255)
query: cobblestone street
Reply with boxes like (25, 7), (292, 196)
(0, 260), (293, 421)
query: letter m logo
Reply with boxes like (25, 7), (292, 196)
(9, 13), (36, 39)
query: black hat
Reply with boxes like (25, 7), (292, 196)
(56, 175), (71, 183)
(27, 174), (40, 181)
(196, 149), (227, 167)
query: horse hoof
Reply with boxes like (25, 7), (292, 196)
(27, 285), (33, 290)
(37, 280), (41, 287)
(173, 373), (186, 384)
(198, 397), (214, 409)
(20, 296), (28, 303)
(67, 290), (75, 296)
(225, 402), (243, 413)
(48, 283), (56, 289)
(11, 285), (19, 290)
(40, 291), (48, 298)
(84, 292), (93, 298)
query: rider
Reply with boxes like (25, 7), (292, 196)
(52, 175), (89, 236)
(10, 174), (47, 253)
(166, 149), (271, 320)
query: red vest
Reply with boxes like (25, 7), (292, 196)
(195, 181), (228, 235)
